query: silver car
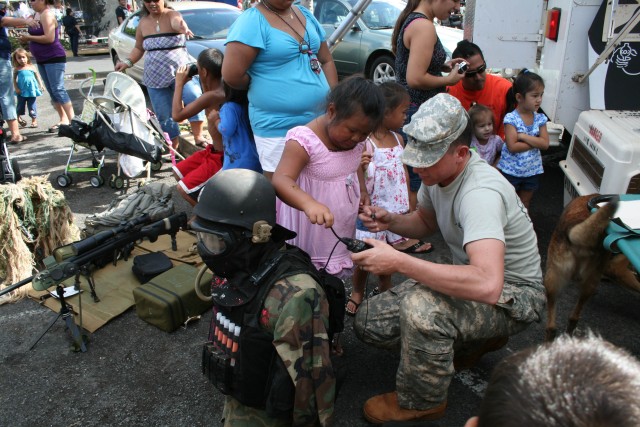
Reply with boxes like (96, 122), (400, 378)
(108, 1), (241, 83)
(315, 0), (463, 83)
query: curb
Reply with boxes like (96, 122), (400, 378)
(64, 71), (112, 81)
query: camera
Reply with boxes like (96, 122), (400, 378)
(187, 63), (198, 78)
(458, 61), (469, 74)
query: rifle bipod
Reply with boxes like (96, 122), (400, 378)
(29, 279), (89, 353)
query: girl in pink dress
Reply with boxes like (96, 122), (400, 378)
(273, 77), (385, 278)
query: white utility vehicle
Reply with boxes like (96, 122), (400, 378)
(463, 0), (640, 204)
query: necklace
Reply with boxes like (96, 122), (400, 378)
(155, 18), (160, 33)
(261, 1), (321, 74)
(261, 0), (293, 19)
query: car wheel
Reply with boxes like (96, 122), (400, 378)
(111, 52), (119, 67)
(369, 55), (396, 84)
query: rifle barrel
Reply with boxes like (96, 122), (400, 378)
(0, 275), (35, 298)
(65, 214), (151, 258)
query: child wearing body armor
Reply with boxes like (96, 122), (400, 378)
(191, 169), (336, 426)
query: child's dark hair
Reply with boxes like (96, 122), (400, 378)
(223, 82), (253, 140)
(378, 81), (409, 113)
(326, 75), (384, 130)
(197, 48), (223, 80)
(224, 82), (247, 105)
(507, 69), (545, 112)
(451, 40), (485, 61)
(468, 103), (494, 127)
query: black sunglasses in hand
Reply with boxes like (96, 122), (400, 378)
(464, 63), (487, 77)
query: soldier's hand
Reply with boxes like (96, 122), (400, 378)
(352, 239), (401, 276)
(359, 206), (391, 232)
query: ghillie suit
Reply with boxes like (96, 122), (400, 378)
(0, 176), (80, 303)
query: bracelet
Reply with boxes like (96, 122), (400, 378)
(123, 58), (133, 68)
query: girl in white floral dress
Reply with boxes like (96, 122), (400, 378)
(347, 82), (428, 315)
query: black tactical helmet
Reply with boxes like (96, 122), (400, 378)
(192, 169), (276, 231)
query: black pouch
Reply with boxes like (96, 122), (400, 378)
(318, 268), (346, 339)
(202, 342), (232, 394)
(132, 252), (173, 284)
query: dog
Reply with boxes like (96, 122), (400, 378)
(544, 194), (640, 341)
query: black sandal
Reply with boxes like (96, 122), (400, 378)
(10, 135), (27, 144)
(345, 297), (361, 316)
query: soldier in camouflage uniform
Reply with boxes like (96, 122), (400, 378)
(351, 93), (546, 424)
(191, 169), (335, 426)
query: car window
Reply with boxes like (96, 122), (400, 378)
(123, 13), (140, 37)
(318, 1), (349, 26)
(360, 1), (400, 29)
(181, 9), (240, 39)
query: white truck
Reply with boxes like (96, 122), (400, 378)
(463, 0), (640, 205)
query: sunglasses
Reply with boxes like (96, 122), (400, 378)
(464, 63), (487, 77)
(143, 0), (161, 3)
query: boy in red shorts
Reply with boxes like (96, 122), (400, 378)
(171, 48), (225, 206)
(173, 147), (223, 206)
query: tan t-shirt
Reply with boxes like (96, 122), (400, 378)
(418, 151), (542, 285)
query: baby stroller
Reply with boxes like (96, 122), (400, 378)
(58, 71), (177, 189)
(0, 125), (21, 184)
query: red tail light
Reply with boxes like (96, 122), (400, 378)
(546, 8), (561, 41)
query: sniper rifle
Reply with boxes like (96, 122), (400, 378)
(0, 212), (188, 302)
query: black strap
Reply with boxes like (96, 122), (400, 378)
(242, 249), (313, 328)
(145, 45), (186, 52)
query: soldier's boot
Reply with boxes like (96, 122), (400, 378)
(363, 392), (446, 424)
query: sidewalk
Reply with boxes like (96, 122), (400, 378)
(64, 49), (113, 80)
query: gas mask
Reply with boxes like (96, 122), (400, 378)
(195, 223), (267, 278)
(193, 221), (286, 307)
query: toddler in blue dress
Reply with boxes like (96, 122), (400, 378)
(12, 48), (44, 128)
(497, 70), (550, 210)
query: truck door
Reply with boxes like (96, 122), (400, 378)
(463, 0), (543, 69)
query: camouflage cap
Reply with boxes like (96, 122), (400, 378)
(401, 93), (469, 168)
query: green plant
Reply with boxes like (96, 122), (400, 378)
(8, 31), (71, 52)
(8, 36), (23, 51)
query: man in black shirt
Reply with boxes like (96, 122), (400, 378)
(62, 8), (80, 57)
(115, 0), (130, 25)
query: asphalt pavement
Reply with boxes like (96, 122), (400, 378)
(1, 53), (640, 427)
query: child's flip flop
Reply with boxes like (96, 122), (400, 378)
(345, 297), (361, 317)
(10, 135), (27, 144)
